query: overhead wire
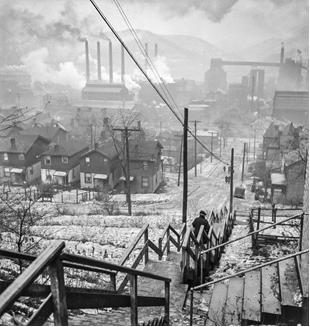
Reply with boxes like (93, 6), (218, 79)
(112, 0), (183, 120)
(89, 0), (229, 165)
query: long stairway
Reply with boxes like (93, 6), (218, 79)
(205, 257), (308, 326)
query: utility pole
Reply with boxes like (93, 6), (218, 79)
(210, 132), (214, 163)
(230, 148), (234, 214)
(90, 124), (93, 149)
(189, 120), (202, 177)
(177, 135), (183, 187)
(254, 128), (256, 161)
(241, 143), (246, 182)
(183, 108), (188, 225)
(113, 126), (140, 216)
(219, 135), (222, 158)
(250, 74), (255, 112)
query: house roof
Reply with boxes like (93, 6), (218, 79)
(18, 125), (67, 140)
(264, 122), (279, 138)
(128, 140), (163, 161)
(271, 173), (287, 186)
(0, 134), (48, 154)
(273, 91), (309, 112)
(41, 140), (89, 156)
(80, 138), (118, 159)
(281, 122), (295, 136)
(0, 125), (23, 137)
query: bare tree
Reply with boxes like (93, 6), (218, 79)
(0, 185), (56, 273)
(214, 115), (233, 147)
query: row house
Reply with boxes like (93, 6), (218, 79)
(0, 135), (50, 185)
(79, 139), (121, 190)
(39, 140), (89, 185)
(121, 140), (164, 194)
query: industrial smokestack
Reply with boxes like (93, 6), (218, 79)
(121, 44), (125, 83)
(155, 43), (158, 58)
(145, 43), (148, 71)
(85, 40), (90, 82)
(280, 42), (285, 66)
(97, 41), (101, 81)
(109, 41), (113, 83)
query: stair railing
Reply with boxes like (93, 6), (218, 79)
(189, 248), (309, 326)
(0, 240), (171, 326)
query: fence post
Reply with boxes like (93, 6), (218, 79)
(257, 207), (261, 230)
(61, 193), (63, 203)
(167, 228), (170, 254)
(76, 188), (78, 204)
(144, 228), (149, 264)
(48, 257), (68, 325)
(130, 274), (138, 326)
(158, 238), (162, 261)
(164, 281), (170, 325)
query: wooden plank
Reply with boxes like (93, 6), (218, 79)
(61, 253), (171, 282)
(130, 274), (138, 326)
(48, 257), (68, 325)
(278, 258), (301, 307)
(66, 292), (165, 309)
(118, 224), (148, 265)
(206, 283), (228, 325)
(0, 241), (65, 317)
(261, 265), (281, 316)
(28, 294), (53, 326)
(224, 277), (244, 325)
(242, 270), (261, 322)
(0, 281), (117, 298)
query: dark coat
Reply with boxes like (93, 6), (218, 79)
(192, 216), (210, 243)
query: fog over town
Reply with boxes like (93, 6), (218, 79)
(0, 0), (309, 326)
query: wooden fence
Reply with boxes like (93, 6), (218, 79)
(0, 241), (171, 326)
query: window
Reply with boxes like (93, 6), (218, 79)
(45, 156), (51, 165)
(142, 177), (149, 187)
(143, 161), (148, 170)
(29, 166), (33, 175)
(85, 173), (92, 183)
(62, 156), (68, 163)
(18, 154), (25, 161)
(4, 167), (10, 177)
(85, 157), (90, 166)
(103, 158), (108, 165)
(3, 153), (8, 161)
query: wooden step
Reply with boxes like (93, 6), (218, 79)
(261, 264), (281, 323)
(278, 258), (301, 307)
(242, 270), (261, 323)
(206, 283), (228, 326)
(223, 276), (244, 325)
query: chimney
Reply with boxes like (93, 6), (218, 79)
(94, 142), (99, 149)
(145, 43), (148, 71)
(10, 138), (16, 149)
(97, 41), (102, 81)
(155, 43), (158, 58)
(121, 44), (125, 83)
(109, 41), (113, 83)
(137, 121), (141, 129)
(103, 117), (109, 125)
(85, 40), (90, 82)
(54, 144), (59, 152)
(280, 42), (285, 66)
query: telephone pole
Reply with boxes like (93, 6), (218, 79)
(113, 126), (140, 216)
(189, 120), (202, 177)
(241, 143), (246, 182)
(211, 132), (214, 163)
(183, 108), (188, 225)
(230, 148), (234, 214)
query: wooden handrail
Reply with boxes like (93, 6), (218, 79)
(0, 248), (117, 277)
(201, 213), (303, 255)
(0, 241), (65, 317)
(60, 252), (171, 282)
(118, 224), (149, 266)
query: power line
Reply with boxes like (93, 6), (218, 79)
(89, 0), (228, 165)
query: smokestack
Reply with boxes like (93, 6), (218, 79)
(280, 42), (285, 66)
(121, 45), (125, 83)
(10, 138), (16, 149)
(109, 41), (113, 83)
(85, 40), (90, 82)
(145, 43), (148, 71)
(97, 41), (101, 81)
(155, 43), (158, 58)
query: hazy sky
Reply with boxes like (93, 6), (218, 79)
(1, 0), (308, 52)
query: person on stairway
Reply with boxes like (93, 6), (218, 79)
(192, 210), (210, 244)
